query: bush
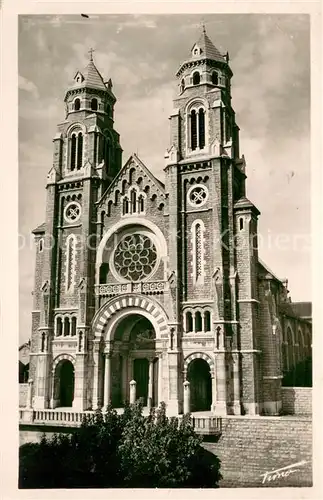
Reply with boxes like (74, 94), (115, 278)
(19, 402), (221, 488)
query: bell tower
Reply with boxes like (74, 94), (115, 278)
(165, 27), (260, 416)
(31, 52), (123, 410)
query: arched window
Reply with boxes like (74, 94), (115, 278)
(71, 317), (77, 336)
(191, 110), (197, 150)
(39, 238), (44, 252)
(226, 115), (232, 142)
(198, 108), (205, 149)
(193, 72), (200, 85)
(70, 134), (77, 171)
(64, 317), (70, 336)
(66, 235), (76, 291)
(94, 132), (100, 165)
(91, 98), (98, 111)
(74, 98), (80, 111)
(204, 311), (211, 331)
(106, 104), (110, 116)
(77, 132), (83, 169)
(56, 317), (62, 337)
(186, 312), (193, 332)
(41, 332), (46, 352)
(138, 195), (144, 213)
(180, 78), (185, 93)
(123, 197), (129, 215)
(104, 137), (110, 166)
(131, 189), (137, 213)
(99, 211), (105, 238)
(195, 311), (202, 332)
(239, 218), (244, 231)
(211, 71), (218, 85)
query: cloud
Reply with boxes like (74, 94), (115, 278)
(116, 15), (157, 33)
(17, 14), (311, 343)
(18, 75), (39, 98)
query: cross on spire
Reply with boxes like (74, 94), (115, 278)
(200, 19), (206, 34)
(88, 47), (95, 61)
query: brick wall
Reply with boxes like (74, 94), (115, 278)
(281, 387), (312, 415)
(19, 384), (28, 407)
(203, 415), (312, 487)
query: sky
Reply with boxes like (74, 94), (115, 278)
(18, 14), (311, 343)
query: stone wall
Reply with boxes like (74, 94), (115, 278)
(20, 414), (312, 488)
(281, 387), (312, 415)
(203, 415), (312, 487)
(19, 384), (28, 407)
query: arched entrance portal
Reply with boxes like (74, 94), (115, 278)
(103, 314), (159, 408)
(53, 360), (75, 408)
(187, 358), (212, 411)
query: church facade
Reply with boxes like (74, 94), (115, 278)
(28, 29), (311, 417)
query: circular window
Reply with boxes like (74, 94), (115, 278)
(64, 202), (81, 223)
(113, 233), (157, 282)
(187, 184), (209, 208)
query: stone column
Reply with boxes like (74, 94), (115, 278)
(214, 351), (227, 415)
(26, 379), (33, 409)
(183, 381), (190, 414)
(147, 358), (154, 409)
(121, 354), (128, 405)
(103, 353), (112, 409)
(73, 353), (86, 410)
(92, 339), (102, 410)
(211, 372), (217, 413)
(129, 380), (136, 404)
(232, 352), (241, 415)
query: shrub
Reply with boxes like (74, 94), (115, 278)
(19, 402), (221, 488)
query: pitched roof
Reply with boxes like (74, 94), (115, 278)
(258, 259), (283, 283)
(79, 59), (107, 91)
(192, 29), (226, 63)
(32, 222), (46, 234)
(279, 302), (312, 321)
(234, 196), (260, 215)
(290, 302), (312, 318)
(97, 154), (165, 207)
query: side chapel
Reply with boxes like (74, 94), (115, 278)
(29, 29), (312, 416)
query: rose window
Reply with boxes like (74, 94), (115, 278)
(188, 185), (208, 207)
(64, 202), (81, 223)
(114, 234), (157, 282)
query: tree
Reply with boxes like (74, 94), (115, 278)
(19, 402), (221, 488)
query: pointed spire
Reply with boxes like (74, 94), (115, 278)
(192, 26), (226, 63)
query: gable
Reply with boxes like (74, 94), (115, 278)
(97, 154), (166, 214)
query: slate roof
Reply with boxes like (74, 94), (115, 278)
(279, 302), (312, 320)
(258, 259), (283, 283)
(192, 29), (226, 63)
(234, 196), (260, 215)
(78, 59), (107, 91)
(32, 222), (46, 234)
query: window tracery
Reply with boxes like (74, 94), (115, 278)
(184, 309), (212, 333)
(69, 130), (83, 171)
(113, 233), (157, 282)
(187, 103), (207, 152)
(65, 234), (77, 291)
(191, 219), (205, 283)
(121, 187), (146, 215)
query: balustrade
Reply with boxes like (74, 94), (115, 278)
(19, 408), (222, 435)
(95, 281), (166, 297)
